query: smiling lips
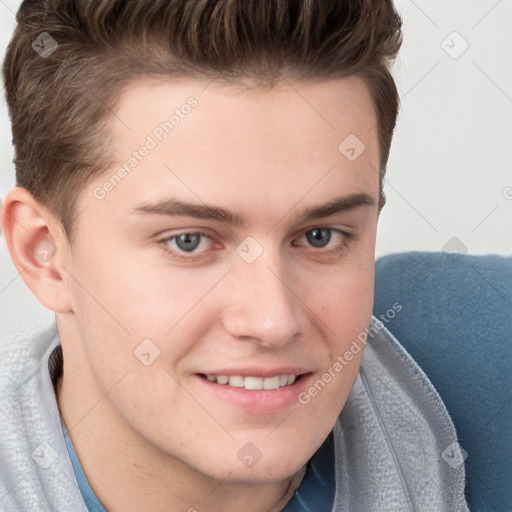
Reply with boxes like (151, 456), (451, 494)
(202, 374), (298, 390)
(196, 371), (311, 413)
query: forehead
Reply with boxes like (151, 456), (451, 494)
(81, 76), (380, 224)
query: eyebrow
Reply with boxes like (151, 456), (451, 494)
(131, 192), (376, 227)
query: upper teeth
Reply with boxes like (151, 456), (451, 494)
(205, 374), (297, 390)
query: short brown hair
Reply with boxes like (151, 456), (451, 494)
(3, 0), (402, 243)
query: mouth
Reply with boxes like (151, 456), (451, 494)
(198, 373), (302, 390)
(194, 369), (313, 413)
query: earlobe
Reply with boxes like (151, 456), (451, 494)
(0, 187), (72, 313)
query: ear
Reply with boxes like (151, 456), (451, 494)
(1, 187), (72, 313)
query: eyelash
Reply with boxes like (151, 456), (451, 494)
(157, 228), (354, 262)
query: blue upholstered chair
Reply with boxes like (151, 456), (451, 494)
(374, 252), (512, 512)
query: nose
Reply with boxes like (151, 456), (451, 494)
(220, 255), (303, 349)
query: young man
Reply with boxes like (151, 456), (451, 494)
(0, 1), (469, 510)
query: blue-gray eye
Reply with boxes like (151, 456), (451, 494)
(175, 233), (201, 252)
(306, 228), (331, 248)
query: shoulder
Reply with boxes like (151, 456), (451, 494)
(0, 322), (85, 511)
(330, 317), (469, 511)
(0, 321), (59, 388)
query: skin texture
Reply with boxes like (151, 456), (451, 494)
(1, 76), (380, 512)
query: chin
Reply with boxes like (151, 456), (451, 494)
(222, 461), (306, 486)
(213, 443), (311, 484)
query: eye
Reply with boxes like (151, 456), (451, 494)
(174, 233), (203, 252)
(292, 227), (353, 256)
(305, 227), (332, 248)
(159, 231), (214, 260)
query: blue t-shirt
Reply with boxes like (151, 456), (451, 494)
(62, 421), (334, 511)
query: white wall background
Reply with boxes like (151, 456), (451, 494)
(0, 0), (511, 329)
(378, 0), (512, 257)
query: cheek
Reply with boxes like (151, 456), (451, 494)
(298, 264), (373, 436)
(113, 263), (233, 353)
(316, 256), (375, 336)
(70, 241), (222, 336)
(306, 256), (373, 396)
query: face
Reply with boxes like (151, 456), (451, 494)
(58, 76), (380, 484)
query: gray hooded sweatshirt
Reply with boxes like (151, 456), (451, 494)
(0, 317), (469, 511)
